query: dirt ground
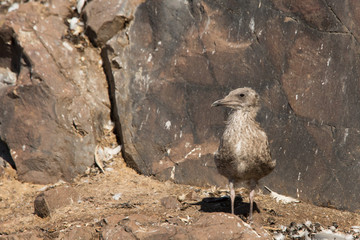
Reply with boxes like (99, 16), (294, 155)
(1, 132), (359, 238)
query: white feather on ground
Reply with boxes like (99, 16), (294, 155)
(264, 186), (300, 204)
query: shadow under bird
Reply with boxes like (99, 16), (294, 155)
(211, 87), (276, 221)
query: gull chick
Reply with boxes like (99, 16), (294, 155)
(212, 87), (276, 221)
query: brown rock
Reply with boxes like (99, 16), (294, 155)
(0, 139), (15, 170)
(0, 1), (111, 184)
(178, 191), (201, 203)
(0, 231), (42, 240)
(100, 213), (270, 240)
(84, 0), (145, 46)
(271, 0), (346, 31)
(97, 0), (360, 211)
(101, 227), (135, 240)
(1, 0), (359, 212)
(160, 196), (181, 210)
(108, 214), (177, 239)
(58, 226), (97, 240)
(326, 0), (360, 40)
(34, 185), (80, 218)
(184, 213), (271, 240)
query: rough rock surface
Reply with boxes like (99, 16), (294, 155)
(0, 231), (43, 240)
(34, 185), (80, 218)
(160, 195), (181, 210)
(0, 1), (111, 184)
(100, 213), (271, 240)
(1, 0), (360, 212)
(86, 0), (360, 211)
(1, 150), (359, 239)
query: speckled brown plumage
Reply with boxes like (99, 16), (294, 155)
(212, 87), (276, 221)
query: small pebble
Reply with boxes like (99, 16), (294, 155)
(280, 225), (287, 232)
(267, 217), (276, 225)
(314, 222), (323, 232)
(112, 193), (122, 200)
(8, 2), (19, 12)
(296, 223), (304, 230)
(273, 233), (285, 240)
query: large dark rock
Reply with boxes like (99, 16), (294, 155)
(0, 1), (111, 184)
(1, 0), (359, 212)
(87, 0), (360, 211)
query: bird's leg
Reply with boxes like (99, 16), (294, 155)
(249, 189), (255, 222)
(229, 180), (235, 214)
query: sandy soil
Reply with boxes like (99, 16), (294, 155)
(0, 132), (359, 238)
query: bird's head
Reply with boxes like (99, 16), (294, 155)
(211, 87), (260, 111)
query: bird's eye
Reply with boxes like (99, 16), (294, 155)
(239, 93), (245, 97)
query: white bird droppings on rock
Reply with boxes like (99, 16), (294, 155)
(0, 67), (17, 86)
(184, 147), (201, 159)
(62, 41), (73, 52)
(165, 121), (171, 130)
(249, 17), (255, 32)
(147, 53), (153, 62)
(170, 166), (176, 180)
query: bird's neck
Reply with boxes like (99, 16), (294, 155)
(223, 108), (263, 150)
(226, 108), (258, 127)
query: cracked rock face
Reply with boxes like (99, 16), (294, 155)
(0, 1), (111, 184)
(94, 0), (360, 211)
(1, 0), (360, 211)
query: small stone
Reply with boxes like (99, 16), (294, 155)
(0, 67), (16, 87)
(59, 226), (95, 239)
(178, 191), (200, 203)
(304, 220), (312, 228)
(267, 217), (276, 225)
(290, 222), (297, 228)
(0, 231), (42, 240)
(161, 196), (181, 210)
(280, 225), (287, 232)
(314, 222), (323, 232)
(273, 233), (285, 240)
(330, 226), (336, 232)
(34, 185), (80, 218)
(332, 222), (338, 229)
(112, 193), (122, 201)
(0, 165), (4, 177)
(296, 223), (304, 230)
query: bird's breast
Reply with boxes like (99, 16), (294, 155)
(222, 120), (270, 161)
